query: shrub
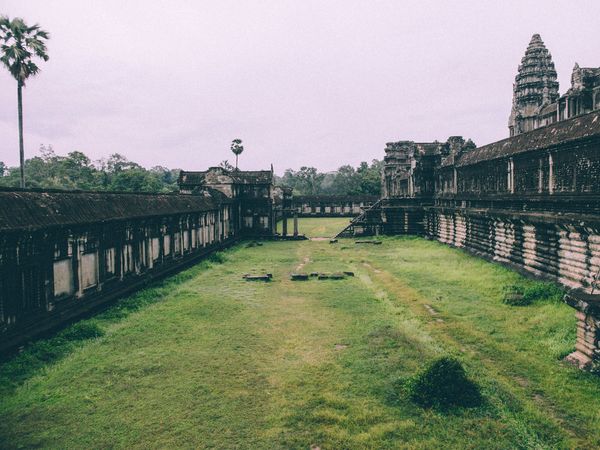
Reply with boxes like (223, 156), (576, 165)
(522, 282), (563, 304)
(502, 285), (528, 306)
(503, 282), (563, 306)
(407, 356), (482, 409)
(208, 251), (226, 264)
(59, 322), (104, 341)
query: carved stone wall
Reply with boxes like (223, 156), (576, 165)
(425, 208), (600, 292)
(0, 190), (238, 353)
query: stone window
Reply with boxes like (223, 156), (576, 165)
(191, 228), (197, 248)
(81, 252), (98, 289)
(174, 232), (181, 255)
(260, 216), (269, 229)
(123, 244), (134, 274)
(163, 235), (171, 256)
(105, 247), (117, 275)
(183, 230), (189, 251)
(151, 238), (160, 261)
(53, 259), (74, 297)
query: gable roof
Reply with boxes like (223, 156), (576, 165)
(0, 189), (220, 232)
(179, 169), (273, 187)
(457, 110), (600, 166)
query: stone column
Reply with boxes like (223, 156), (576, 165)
(282, 212), (288, 236)
(564, 291), (600, 370)
(293, 213), (298, 237)
(548, 153), (554, 194)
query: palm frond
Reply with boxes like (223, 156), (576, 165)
(0, 16), (49, 83)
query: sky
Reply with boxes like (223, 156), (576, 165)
(0, 1), (599, 173)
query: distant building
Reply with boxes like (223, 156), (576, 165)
(178, 167), (278, 236)
(382, 137), (475, 198)
(509, 34), (600, 136)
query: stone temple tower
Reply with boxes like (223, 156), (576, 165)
(508, 34), (559, 136)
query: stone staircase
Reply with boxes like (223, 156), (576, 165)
(335, 199), (383, 238)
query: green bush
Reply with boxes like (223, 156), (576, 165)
(503, 282), (563, 306)
(502, 284), (527, 305)
(59, 322), (104, 341)
(407, 356), (482, 409)
(522, 282), (563, 304)
(208, 251), (226, 264)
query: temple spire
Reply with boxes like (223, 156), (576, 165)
(508, 33), (559, 136)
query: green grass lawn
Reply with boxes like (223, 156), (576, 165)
(2, 219), (600, 449)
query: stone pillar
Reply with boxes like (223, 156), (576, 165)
(548, 153), (554, 194)
(453, 168), (457, 194)
(293, 213), (298, 237)
(282, 213), (288, 236)
(564, 291), (600, 370)
(538, 158), (543, 193)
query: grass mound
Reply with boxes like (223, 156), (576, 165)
(407, 356), (482, 409)
(503, 282), (563, 306)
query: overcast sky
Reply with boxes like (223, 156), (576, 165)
(0, 1), (599, 173)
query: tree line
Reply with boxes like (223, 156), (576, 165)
(0, 146), (181, 192)
(0, 147), (382, 196)
(1, 16), (382, 197)
(277, 161), (382, 196)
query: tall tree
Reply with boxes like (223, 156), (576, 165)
(230, 139), (244, 170)
(0, 16), (49, 188)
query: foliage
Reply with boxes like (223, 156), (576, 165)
(231, 138), (244, 169)
(208, 251), (226, 264)
(0, 145), (382, 196)
(406, 356), (482, 409)
(0, 16), (49, 86)
(1, 15), (50, 188)
(278, 159), (383, 196)
(59, 322), (104, 341)
(219, 159), (234, 171)
(503, 281), (563, 306)
(0, 145), (180, 192)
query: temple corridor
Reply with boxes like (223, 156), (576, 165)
(1, 219), (599, 449)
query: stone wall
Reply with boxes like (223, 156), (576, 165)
(0, 189), (238, 353)
(424, 207), (600, 292)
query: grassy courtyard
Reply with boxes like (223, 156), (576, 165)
(1, 218), (600, 449)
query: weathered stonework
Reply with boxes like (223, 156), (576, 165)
(360, 110), (600, 369)
(0, 167), (281, 353)
(564, 292), (600, 369)
(509, 34), (600, 136)
(509, 34), (559, 136)
(179, 167), (278, 236)
(347, 34), (600, 368)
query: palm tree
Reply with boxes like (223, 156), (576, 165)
(230, 139), (244, 170)
(0, 16), (49, 188)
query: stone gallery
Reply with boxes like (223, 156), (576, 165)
(1, 34), (600, 372)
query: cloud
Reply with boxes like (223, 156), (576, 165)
(0, 0), (598, 172)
